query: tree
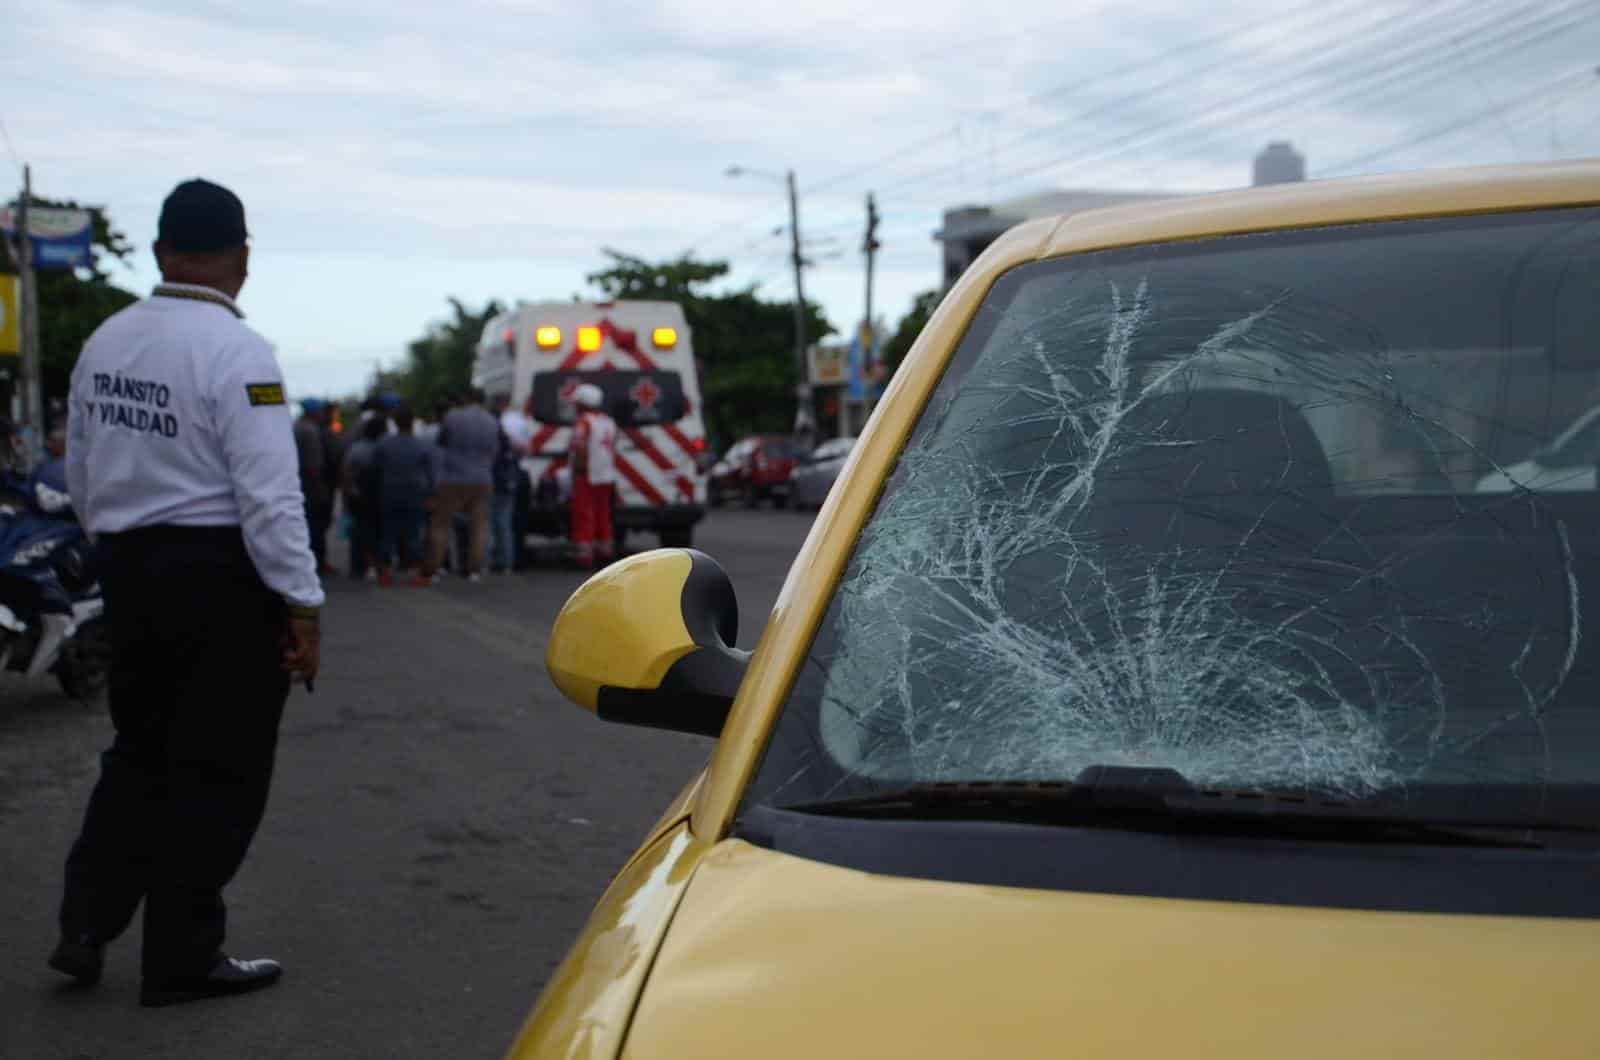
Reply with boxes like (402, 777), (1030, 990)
(2, 196), (139, 405)
(390, 297), (504, 416)
(586, 249), (833, 446)
(881, 289), (941, 376)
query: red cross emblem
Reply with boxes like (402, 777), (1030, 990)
(629, 377), (662, 418)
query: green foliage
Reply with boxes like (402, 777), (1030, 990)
(4, 196), (140, 402)
(391, 297), (504, 416)
(587, 249), (729, 300)
(586, 249), (833, 446)
(881, 289), (941, 375)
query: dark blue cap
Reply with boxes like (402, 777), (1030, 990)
(157, 179), (248, 253)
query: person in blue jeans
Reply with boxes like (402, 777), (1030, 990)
(490, 424), (519, 574)
(373, 405), (434, 585)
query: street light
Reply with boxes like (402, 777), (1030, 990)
(727, 164), (814, 441)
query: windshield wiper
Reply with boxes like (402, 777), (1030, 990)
(784, 766), (1597, 849)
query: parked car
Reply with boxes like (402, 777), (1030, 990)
(706, 434), (801, 508)
(513, 161), (1600, 1059)
(705, 439), (748, 507)
(788, 436), (856, 511)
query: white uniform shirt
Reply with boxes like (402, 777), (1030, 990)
(572, 410), (618, 485)
(66, 283), (324, 608)
(500, 408), (535, 453)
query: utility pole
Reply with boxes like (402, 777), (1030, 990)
(786, 169), (813, 442)
(857, 191), (880, 435)
(17, 164), (41, 443)
(863, 191), (879, 330)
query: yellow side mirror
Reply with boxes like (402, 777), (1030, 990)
(546, 549), (749, 737)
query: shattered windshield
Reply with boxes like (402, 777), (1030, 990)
(746, 207), (1600, 817)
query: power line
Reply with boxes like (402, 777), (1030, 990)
(803, 126), (961, 197)
(805, 0), (1358, 198)
(738, 0), (1437, 249)
(806, 60), (1598, 282)
(724, 0), (1591, 289)
(887, 0), (1587, 207)
(866, 0), (1442, 201)
(394, 5), (1140, 139)
(889, 0), (1478, 200)
(716, 0), (1588, 289)
(1323, 66), (1598, 174)
(1125, 0), (1597, 182)
(0, 116), (22, 175)
(1129, 0), (1599, 182)
(706, 0), (1372, 257)
(722, 0), (1452, 258)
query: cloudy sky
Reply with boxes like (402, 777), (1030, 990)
(9, 0), (1600, 398)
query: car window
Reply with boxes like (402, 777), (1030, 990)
(813, 439), (853, 462)
(746, 207), (1600, 823)
(762, 437), (798, 460)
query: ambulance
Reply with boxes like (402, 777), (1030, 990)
(473, 300), (707, 548)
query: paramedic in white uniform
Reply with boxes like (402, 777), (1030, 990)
(51, 179), (320, 1008)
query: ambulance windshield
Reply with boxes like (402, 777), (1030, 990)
(530, 371), (688, 427)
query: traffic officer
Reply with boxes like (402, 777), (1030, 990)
(51, 178), (323, 1007)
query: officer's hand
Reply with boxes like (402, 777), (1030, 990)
(282, 616), (321, 682)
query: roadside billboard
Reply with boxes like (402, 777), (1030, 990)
(0, 205), (93, 270)
(0, 275), (17, 355)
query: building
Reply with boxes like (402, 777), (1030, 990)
(934, 189), (1179, 288)
(934, 142), (1306, 289)
(1253, 141), (1307, 186)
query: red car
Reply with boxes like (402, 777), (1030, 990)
(707, 434), (801, 508)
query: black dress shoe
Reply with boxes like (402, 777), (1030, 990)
(48, 936), (106, 985)
(140, 956), (283, 1008)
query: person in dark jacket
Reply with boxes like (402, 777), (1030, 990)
(341, 414), (386, 579)
(490, 424), (520, 574)
(373, 405), (435, 586)
(293, 398), (334, 575)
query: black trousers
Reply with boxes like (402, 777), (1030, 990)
(513, 471), (531, 570)
(305, 499), (332, 569)
(349, 497), (379, 577)
(59, 525), (291, 981)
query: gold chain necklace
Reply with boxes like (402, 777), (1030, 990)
(151, 284), (243, 318)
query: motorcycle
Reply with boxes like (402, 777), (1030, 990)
(0, 471), (110, 701)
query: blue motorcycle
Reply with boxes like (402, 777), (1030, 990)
(0, 468), (109, 701)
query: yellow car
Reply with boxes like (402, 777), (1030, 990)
(512, 160), (1600, 1059)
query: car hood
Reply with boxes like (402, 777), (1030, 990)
(622, 838), (1600, 1059)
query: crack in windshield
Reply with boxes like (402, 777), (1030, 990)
(762, 214), (1600, 807)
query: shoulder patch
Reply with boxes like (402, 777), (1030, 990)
(245, 382), (286, 407)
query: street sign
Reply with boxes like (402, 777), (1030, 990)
(847, 321), (885, 402)
(809, 342), (848, 386)
(1, 205), (93, 270)
(0, 275), (17, 355)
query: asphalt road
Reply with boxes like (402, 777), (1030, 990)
(0, 508), (813, 1060)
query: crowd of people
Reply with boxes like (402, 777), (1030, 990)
(291, 387), (563, 585)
